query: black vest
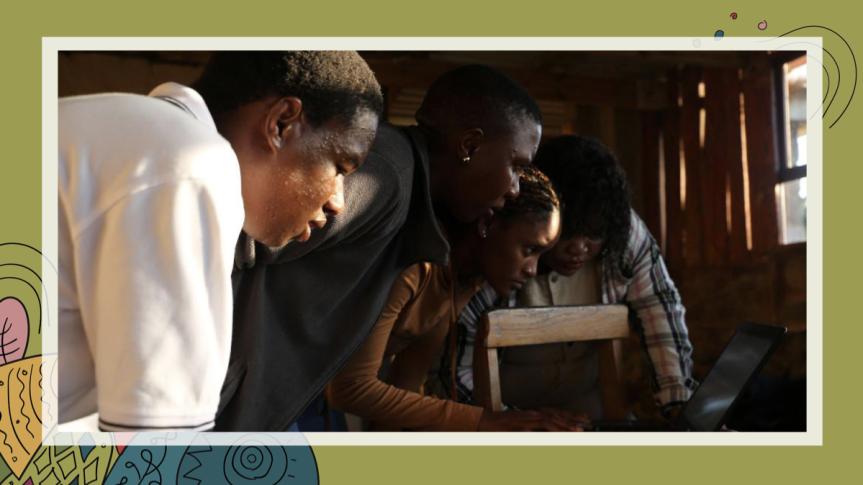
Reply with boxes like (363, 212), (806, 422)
(215, 124), (448, 430)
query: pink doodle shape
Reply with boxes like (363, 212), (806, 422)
(758, 20), (768, 30)
(114, 432), (136, 454)
(730, 12), (738, 20)
(0, 297), (29, 364)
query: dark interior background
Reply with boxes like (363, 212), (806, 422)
(59, 50), (807, 428)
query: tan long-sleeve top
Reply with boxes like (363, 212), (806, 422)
(327, 262), (485, 431)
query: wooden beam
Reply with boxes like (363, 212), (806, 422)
(476, 305), (632, 414)
(363, 57), (641, 108)
(483, 305), (630, 348)
(473, 317), (502, 412)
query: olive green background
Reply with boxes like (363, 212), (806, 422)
(1, 0), (856, 483)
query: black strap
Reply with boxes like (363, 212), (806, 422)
(154, 95), (194, 117)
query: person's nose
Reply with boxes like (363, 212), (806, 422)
(577, 239), (589, 254)
(505, 170), (521, 200)
(568, 238), (589, 255)
(523, 258), (539, 278)
(323, 174), (345, 217)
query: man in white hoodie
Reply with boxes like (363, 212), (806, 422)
(58, 52), (382, 431)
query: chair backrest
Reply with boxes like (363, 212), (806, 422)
(473, 304), (631, 417)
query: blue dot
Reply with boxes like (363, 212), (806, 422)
(714, 30), (725, 40)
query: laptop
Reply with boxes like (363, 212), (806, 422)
(589, 322), (787, 431)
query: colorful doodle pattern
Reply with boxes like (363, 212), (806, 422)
(0, 357), (43, 477)
(0, 242), (320, 484)
(2, 442), (119, 485)
(106, 436), (317, 484)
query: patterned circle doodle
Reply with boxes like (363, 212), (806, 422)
(715, 30), (725, 40)
(758, 20), (768, 30)
(224, 437), (288, 484)
(231, 444), (274, 480)
(730, 12), (738, 20)
(175, 434), (318, 484)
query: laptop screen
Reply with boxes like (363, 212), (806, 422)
(681, 323), (785, 431)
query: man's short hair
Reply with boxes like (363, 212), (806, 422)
(194, 51), (383, 126)
(416, 64), (542, 136)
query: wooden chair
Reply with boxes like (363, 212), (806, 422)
(473, 304), (632, 419)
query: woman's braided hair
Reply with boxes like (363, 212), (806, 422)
(495, 165), (560, 224)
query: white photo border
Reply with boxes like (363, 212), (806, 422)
(43, 37), (822, 446)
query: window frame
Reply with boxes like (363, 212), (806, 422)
(772, 52), (808, 245)
(772, 52), (808, 184)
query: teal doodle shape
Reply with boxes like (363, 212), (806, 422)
(105, 434), (318, 485)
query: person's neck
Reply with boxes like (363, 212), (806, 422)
(212, 109), (258, 167)
(446, 222), (482, 285)
(212, 109), (242, 143)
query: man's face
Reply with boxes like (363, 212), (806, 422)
(447, 118), (541, 223)
(543, 234), (605, 276)
(479, 209), (561, 296)
(242, 110), (378, 247)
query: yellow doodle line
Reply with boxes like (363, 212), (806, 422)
(2, 444), (119, 485)
(0, 357), (42, 478)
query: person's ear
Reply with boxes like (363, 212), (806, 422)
(265, 97), (304, 153)
(476, 212), (497, 239)
(457, 128), (484, 164)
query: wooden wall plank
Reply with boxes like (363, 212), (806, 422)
(703, 68), (733, 264)
(704, 68), (748, 264)
(661, 72), (683, 266)
(614, 109), (645, 220)
(641, 111), (662, 240)
(679, 67), (705, 266)
(741, 61), (781, 254)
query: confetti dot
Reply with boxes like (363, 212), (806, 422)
(758, 20), (768, 30)
(730, 12), (738, 20)
(714, 30), (725, 40)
